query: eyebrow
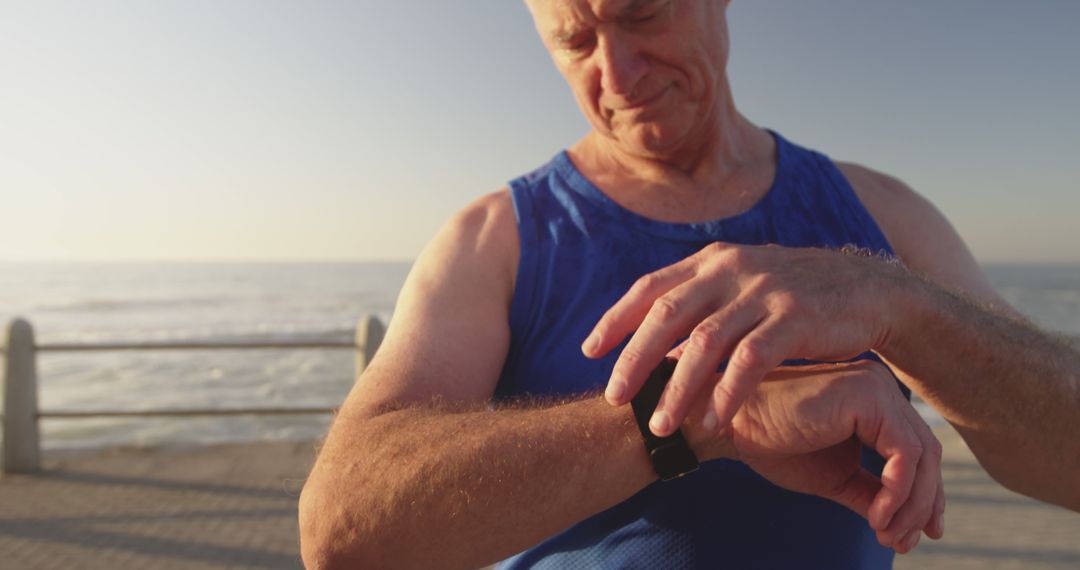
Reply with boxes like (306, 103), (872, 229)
(619, 0), (655, 17)
(551, 28), (579, 45)
(550, 0), (661, 44)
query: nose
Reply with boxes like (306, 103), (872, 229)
(596, 31), (648, 97)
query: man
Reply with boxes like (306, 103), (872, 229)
(300, 1), (1080, 568)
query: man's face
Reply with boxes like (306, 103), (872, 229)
(526, 0), (732, 158)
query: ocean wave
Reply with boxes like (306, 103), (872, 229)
(33, 320), (381, 345)
(33, 296), (229, 313)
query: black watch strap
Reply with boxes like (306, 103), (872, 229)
(630, 358), (699, 481)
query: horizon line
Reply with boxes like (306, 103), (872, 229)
(0, 257), (417, 265)
(3, 257), (1080, 267)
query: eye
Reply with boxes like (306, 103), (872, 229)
(629, 1), (671, 25)
(562, 34), (596, 57)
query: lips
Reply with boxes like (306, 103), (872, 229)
(609, 85), (670, 112)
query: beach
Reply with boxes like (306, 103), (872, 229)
(1, 425), (1077, 569)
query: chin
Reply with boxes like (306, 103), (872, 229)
(612, 122), (691, 159)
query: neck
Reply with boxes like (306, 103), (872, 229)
(567, 92), (777, 222)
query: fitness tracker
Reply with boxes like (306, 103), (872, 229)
(629, 357), (700, 481)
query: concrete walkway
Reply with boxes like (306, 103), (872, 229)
(1, 427), (1077, 569)
(0, 441), (313, 569)
(895, 427), (1080, 570)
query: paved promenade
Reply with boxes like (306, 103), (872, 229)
(0, 441), (313, 569)
(1, 426), (1077, 569)
(894, 427), (1079, 570)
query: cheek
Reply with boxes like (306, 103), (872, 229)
(669, 10), (728, 102)
(675, 41), (723, 106)
(565, 67), (610, 123)
(691, 54), (719, 100)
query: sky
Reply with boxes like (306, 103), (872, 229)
(1, 0), (1078, 263)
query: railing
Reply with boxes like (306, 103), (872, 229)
(1, 316), (385, 475)
(5, 315), (1078, 476)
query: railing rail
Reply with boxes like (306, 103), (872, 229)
(36, 340), (357, 352)
(37, 408), (337, 418)
(1, 315), (385, 475)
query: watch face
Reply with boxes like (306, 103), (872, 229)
(652, 439), (700, 481)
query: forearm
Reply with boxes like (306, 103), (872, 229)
(299, 395), (657, 570)
(881, 274), (1080, 508)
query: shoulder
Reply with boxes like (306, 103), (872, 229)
(834, 161), (937, 249)
(423, 188), (519, 302)
(348, 189), (520, 411)
(834, 162), (1006, 306)
(449, 187), (516, 232)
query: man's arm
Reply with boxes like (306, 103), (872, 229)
(299, 191), (660, 569)
(841, 163), (1080, 509)
(302, 396), (657, 569)
(582, 164), (1080, 512)
(298, 190), (943, 568)
(884, 274), (1080, 508)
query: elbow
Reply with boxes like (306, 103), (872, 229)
(975, 449), (1080, 513)
(996, 474), (1080, 513)
(299, 408), (434, 568)
(298, 481), (350, 569)
(299, 475), (384, 569)
(987, 470), (1080, 513)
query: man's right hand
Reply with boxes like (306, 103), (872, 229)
(685, 360), (945, 554)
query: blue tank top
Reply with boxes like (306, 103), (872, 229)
(496, 131), (899, 569)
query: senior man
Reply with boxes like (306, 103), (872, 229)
(300, 1), (1080, 568)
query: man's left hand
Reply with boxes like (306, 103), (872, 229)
(684, 360), (945, 553)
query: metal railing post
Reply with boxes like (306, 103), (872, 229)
(354, 314), (385, 377)
(3, 318), (41, 474)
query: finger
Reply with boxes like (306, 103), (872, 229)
(706, 317), (795, 430)
(821, 467), (884, 522)
(853, 396), (920, 533)
(921, 412), (947, 541)
(880, 406), (942, 550)
(868, 452), (918, 537)
(651, 304), (763, 436)
(925, 469), (946, 539)
(667, 341), (688, 360)
(604, 280), (722, 407)
(877, 451), (928, 551)
(901, 404), (942, 543)
(582, 261), (698, 360)
(913, 407), (946, 541)
(894, 528), (921, 554)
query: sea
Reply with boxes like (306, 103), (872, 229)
(1, 261), (1079, 452)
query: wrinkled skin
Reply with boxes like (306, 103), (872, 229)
(588, 242), (905, 436)
(685, 360), (944, 553)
